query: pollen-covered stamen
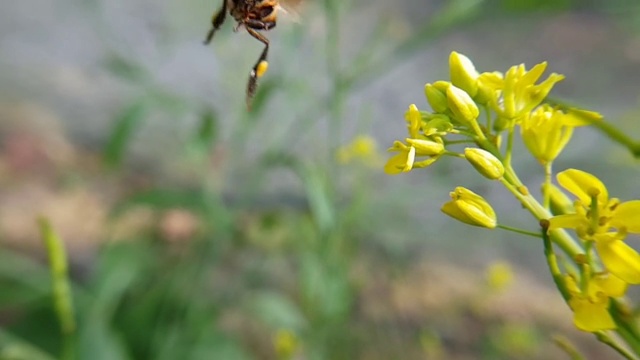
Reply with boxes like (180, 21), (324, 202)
(256, 60), (269, 78)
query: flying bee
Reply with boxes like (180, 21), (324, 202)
(204, 0), (290, 109)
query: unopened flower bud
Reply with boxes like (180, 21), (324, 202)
(464, 148), (504, 180)
(441, 187), (497, 228)
(449, 51), (479, 97)
(447, 85), (479, 125)
(425, 81), (450, 113)
(406, 138), (445, 156)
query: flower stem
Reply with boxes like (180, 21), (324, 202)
(543, 161), (552, 209)
(496, 224), (541, 238)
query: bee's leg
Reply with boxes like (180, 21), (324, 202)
(204, 0), (227, 45)
(245, 27), (271, 109)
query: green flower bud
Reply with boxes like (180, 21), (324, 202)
(544, 183), (574, 216)
(425, 81), (450, 113)
(449, 51), (479, 97)
(464, 148), (504, 180)
(447, 85), (479, 125)
(441, 187), (497, 228)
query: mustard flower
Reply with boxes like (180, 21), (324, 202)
(491, 62), (565, 122)
(336, 135), (379, 166)
(520, 105), (585, 165)
(441, 187), (497, 228)
(384, 139), (444, 175)
(548, 169), (640, 283)
(565, 273), (625, 332)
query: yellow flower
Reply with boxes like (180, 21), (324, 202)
(520, 105), (587, 165)
(548, 169), (640, 283)
(565, 274), (622, 332)
(441, 187), (497, 228)
(384, 139), (443, 175)
(336, 135), (379, 166)
(273, 329), (298, 359)
(486, 261), (514, 292)
(490, 62), (565, 122)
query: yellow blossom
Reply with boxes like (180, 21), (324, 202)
(565, 275), (618, 332)
(486, 261), (514, 292)
(548, 169), (640, 283)
(520, 105), (588, 164)
(491, 62), (565, 123)
(336, 135), (379, 166)
(384, 139), (443, 175)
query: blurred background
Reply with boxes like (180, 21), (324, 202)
(1, 0), (640, 358)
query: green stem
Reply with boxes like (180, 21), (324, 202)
(542, 225), (571, 301)
(543, 161), (552, 209)
(595, 332), (639, 360)
(496, 224), (541, 238)
(499, 167), (583, 259)
(553, 335), (585, 360)
(504, 126), (515, 168)
(483, 104), (493, 136)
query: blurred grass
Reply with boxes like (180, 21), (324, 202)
(1, 0), (640, 359)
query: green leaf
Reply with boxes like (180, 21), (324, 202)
(248, 292), (307, 331)
(188, 108), (219, 154)
(103, 101), (147, 168)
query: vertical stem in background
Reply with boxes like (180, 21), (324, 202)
(37, 218), (76, 360)
(324, 0), (346, 162)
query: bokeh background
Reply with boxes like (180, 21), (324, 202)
(2, 0), (640, 359)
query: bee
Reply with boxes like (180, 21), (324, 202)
(204, 0), (283, 109)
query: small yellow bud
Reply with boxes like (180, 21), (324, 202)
(464, 148), (504, 180)
(425, 82), (449, 113)
(449, 51), (479, 97)
(447, 85), (479, 125)
(441, 187), (497, 228)
(256, 60), (269, 78)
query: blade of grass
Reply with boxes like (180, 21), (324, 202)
(37, 218), (76, 360)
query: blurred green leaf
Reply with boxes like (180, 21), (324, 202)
(248, 77), (278, 115)
(110, 188), (209, 216)
(104, 53), (148, 82)
(188, 108), (219, 155)
(0, 330), (56, 360)
(299, 166), (335, 235)
(248, 291), (307, 331)
(103, 101), (147, 168)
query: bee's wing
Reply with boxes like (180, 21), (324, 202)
(277, 0), (304, 23)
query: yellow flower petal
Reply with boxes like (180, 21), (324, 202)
(593, 273), (628, 298)
(569, 296), (616, 332)
(596, 240), (640, 284)
(611, 200), (640, 233)
(557, 169), (608, 207)
(547, 213), (585, 231)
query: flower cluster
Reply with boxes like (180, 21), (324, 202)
(384, 51), (640, 351)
